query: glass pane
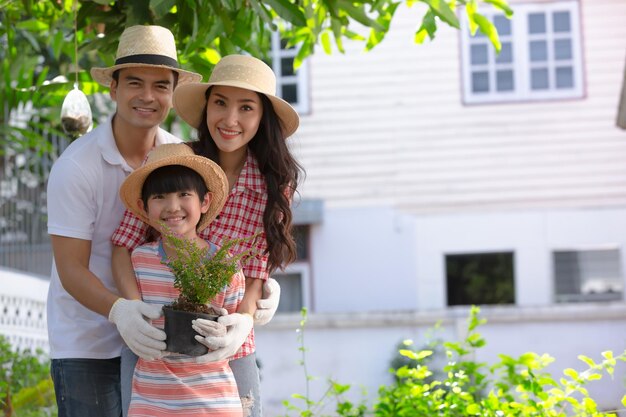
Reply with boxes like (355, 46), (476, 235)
(496, 42), (513, 63)
(281, 57), (295, 76)
(471, 71), (489, 93)
(281, 83), (298, 104)
(530, 40), (548, 62)
(553, 11), (571, 33)
(554, 39), (572, 60)
(528, 13), (546, 34)
(275, 273), (303, 313)
(531, 68), (549, 90)
(292, 225), (309, 261)
(554, 249), (623, 302)
(471, 44), (489, 65)
(496, 70), (514, 91)
(556, 66), (574, 89)
(446, 252), (515, 306)
(494, 15), (511, 36)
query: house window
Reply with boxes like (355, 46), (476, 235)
(446, 252), (515, 306)
(273, 225), (311, 313)
(460, 0), (583, 104)
(269, 32), (310, 115)
(553, 249), (623, 303)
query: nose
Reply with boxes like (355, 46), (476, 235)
(164, 195), (181, 211)
(224, 108), (238, 127)
(139, 86), (155, 102)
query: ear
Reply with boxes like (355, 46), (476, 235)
(200, 192), (212, 214)
(109, 79), (117, 101)
(137, 198), (148, 216)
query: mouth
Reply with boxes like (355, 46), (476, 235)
(218, 127), (241, 139)
(134, 106), (157, 114)
(161, 216), (185, 224)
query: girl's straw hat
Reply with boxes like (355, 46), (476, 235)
(119, 143), (228, 232)
(172, 54), (299, 138)
(91, 25), (202, 86)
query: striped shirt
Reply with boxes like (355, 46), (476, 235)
(128, 240), (244, 417)
(112, 151), (267, 359)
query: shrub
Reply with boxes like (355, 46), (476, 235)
(0, 336), (57, 417)
(283, 306), (626, 417)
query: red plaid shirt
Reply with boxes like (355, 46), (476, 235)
(112, 152), (268, 359)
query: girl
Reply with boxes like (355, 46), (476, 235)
(111, 54), (303, 417)
(118, 143), (243, 416)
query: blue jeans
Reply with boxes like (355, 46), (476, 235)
(120, 348), (261, 417)
(51, 358), (122, 417)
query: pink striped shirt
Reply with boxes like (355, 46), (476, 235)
(128, 240), (244, 417)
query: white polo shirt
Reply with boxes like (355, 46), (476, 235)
(47, 115), (181, 359)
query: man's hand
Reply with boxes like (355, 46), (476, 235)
(108, 298), (166, 360)
(193, 313), (253, 362)
(254, 278), (280, 325)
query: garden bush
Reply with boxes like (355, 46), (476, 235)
(283, 306), (626, 417)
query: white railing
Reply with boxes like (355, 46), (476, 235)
(0, 267), (49, 353)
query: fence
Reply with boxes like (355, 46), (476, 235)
(0, 133), (69, 276)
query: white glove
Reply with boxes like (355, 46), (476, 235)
(108, 298), (166, 360)
(193, 313), (253, 362)
(254, 278), (280, 325)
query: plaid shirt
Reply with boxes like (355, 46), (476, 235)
(112, 152), (268, 359)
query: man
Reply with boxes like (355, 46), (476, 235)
(46, 25), (202, 417)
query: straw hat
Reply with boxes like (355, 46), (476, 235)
(91, 25), (202, 86)
(172, 54), (299, 138)
(119, 143), (228, 232)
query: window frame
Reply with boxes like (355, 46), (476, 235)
(269, 32), (310, 115)
(552, 247), (624, 303)
(460, 0), (584, 104)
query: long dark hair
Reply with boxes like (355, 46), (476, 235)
(189, 86), (303, 273)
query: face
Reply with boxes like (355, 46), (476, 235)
(110, 67), (176, 131)
(140, 189), (211, 240)
(206, 86), (263, 155)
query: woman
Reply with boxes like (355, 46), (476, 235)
(111, 54), (303, 417)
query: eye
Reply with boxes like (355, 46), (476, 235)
(150, 194), (164, 200)
(213, 98), (226, 106)
(242, 105), (254, 111)
(180, 191), (195, 197)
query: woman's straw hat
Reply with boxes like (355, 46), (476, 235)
(119, 143), (228, 232)
(172, 54), (299, 138)
(91, 25), (202, 86)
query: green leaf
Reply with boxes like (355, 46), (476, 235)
(473, 13), (501, 52)
(337, 0), (385, 32)
(465, 403), (481, 414)
(415, 9), (436, 44)
(465, 0), (478, 36)
(150, 0), (177, 18)
(483, 0), (514, 18)
(421, 0), (459, 29)
(578, 354), (597, 368)
(321, 31), (332, 54)
(264, 0), (307, 26)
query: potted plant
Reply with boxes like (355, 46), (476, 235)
(160, 225), (258, 356)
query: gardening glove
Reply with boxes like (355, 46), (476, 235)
(254, 278), (281, 325)
(108, 298), (167, 360)
(193, 312), (253, 362)
(192, 307), (228, 338)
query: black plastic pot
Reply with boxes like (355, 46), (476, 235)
(163, 306), (218, 356)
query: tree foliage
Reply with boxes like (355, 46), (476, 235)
(0, 0), (511, 151)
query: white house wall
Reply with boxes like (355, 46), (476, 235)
(293, 0), (626, 212)
(259, 0), (626, 415)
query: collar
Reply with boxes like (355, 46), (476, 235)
(98, 115), (169, 173)
(235, 151), (266, 195)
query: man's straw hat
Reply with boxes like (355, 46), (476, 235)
(119, 143), (228, 232)
(91, 25), (202, 86)
(172, 54), (299, 138)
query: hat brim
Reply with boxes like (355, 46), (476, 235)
(91, 63), (202, 87)
(172, 81), (299, 138)
(119, 154), (228, 233)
